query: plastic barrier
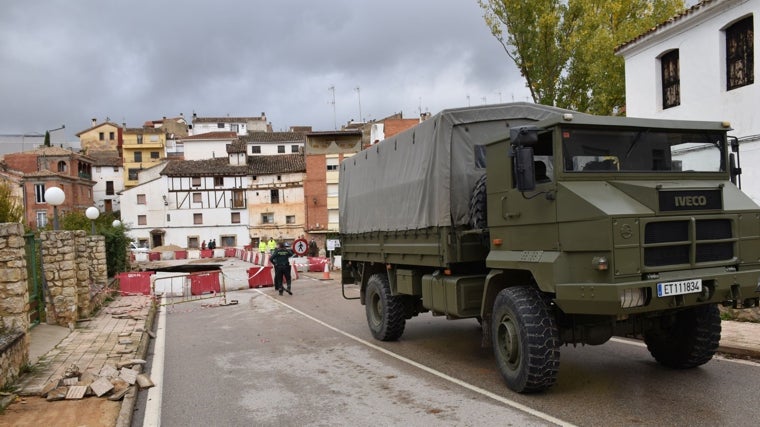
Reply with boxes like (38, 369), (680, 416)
(175, 250), (188, 259)
(248, 266), (274, 288)
(308, 257), (328, 272)
(200, 249), (213, 258)
(224, 248), (236, 257)
(188, 271), (221, 295)
(116, 271), (154, 295)
(149, 252), (161, 261)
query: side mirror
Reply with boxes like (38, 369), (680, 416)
(730, 152), (742, 188)
(515, 146), (536, 192)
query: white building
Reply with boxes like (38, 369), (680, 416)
(241, 131), (305, 156)
(90, 152), (124, 213)
(179, 132), (238, 161)
(190, 113), (270, 136)
(616, 0), (759, 201)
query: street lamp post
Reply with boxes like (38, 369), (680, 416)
(85, 207), (100, 235)
(44, 186), (65, 230)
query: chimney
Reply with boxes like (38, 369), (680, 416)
(91, 118), (97, 126)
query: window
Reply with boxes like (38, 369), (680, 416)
(109, 131), (115, 140)
(193, 193), (202, 203)
(326, 157), (339, 171)
(99, 132), (104, 141)
(231, 212), (241, 224)
(221, 235), (237, 247)
(217, 123), (225, 129)
(327, 184), (339, 197)
(138, 215), (147, 225)
(188, 236), (199, 249)
(232, 190), (245, 208)
(291, 145), (299, 153)
(286, 215), (295, 224)
(57, 161), (67, 173)
(726, 16), (754, 90)
(277, 145), (285, 153)
(214, 176), (223, 186)
(251, 146), (261, 154)
(150, 151), (160, 159)
(128, 169), (140, 180)
(261, 213), (274, 224)
(192, 177), (201, 186)
(661, 49), (680, 109)
(36, 211), (47, 228)
(134, 152), (142, 162)
(271, 189), (280, 203)
(194, 213), (203, 224)
(328, 209), (339, 224)
(150, 135), (158, 142)
(137, 135), (143, 144)
(137, 194), (146, 204)
(34, 184), (45, 203)
(106, 181), (114, 195)
(231, 124), (239, 133)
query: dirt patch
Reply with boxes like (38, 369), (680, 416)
(720, 306), (760, 322)
(0, 396), (121, 427)
(150, 244), (184, 252)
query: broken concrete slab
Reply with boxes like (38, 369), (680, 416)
(65, 386), (87, 400)
(90, 377), (114, 397)
(136, 374), (155, 389)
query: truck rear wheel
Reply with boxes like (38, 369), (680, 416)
(491, 286), (560, 393)
(644, 304), (721, 368)
(366, 273), (406, 341)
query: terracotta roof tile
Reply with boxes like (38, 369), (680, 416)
(615, 1), (715, 53)
(241, 131), (306, 144)
(248, 154), (305, 175)
(161, 158), (249, 177)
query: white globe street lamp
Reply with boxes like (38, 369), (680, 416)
(44, 186), (65, 230)
(112, 219), (122, 228)
(85, 206), (100, 235)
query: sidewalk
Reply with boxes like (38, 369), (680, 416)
(1, 295), (155, 427)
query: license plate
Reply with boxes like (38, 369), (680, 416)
(657, 279), (702, 298)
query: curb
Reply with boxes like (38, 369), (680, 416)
(717, 344), (760, 360)
(116, 298), (158, 427)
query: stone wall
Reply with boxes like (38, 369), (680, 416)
(39, 231), (108, 327)
(0, 223), (30, 388)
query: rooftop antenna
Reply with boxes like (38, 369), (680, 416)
(482, 96), (487, 105)
(496, 91), (503, 103)
(466, 95), (471, 106)
(328, 85), (337, 130)
(418, 97), (423, 116)
(354, 86), (362, 122)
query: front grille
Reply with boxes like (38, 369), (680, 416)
(643, 218), (734, 267)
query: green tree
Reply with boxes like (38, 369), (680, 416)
(61, 210), (130, 277)
(44, 131), (51, 147)
(0, 179), (24, 223)
(478, 0), (685, 115)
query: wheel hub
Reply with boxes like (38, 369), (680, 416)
(498, 316), (520, 367)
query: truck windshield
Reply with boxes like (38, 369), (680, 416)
(561, 127), (726, 173)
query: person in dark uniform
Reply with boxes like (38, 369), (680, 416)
(270, 242), (294, 295)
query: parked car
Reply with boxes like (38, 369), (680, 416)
(129, 242), (149, 253)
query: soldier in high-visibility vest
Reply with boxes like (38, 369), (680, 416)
(267, 237), (277, 253)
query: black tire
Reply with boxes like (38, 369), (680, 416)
(365, 273), (406, 341)
(469, 174), (488, 230)
(644, 304), (721, 368)
(491, 286), (560, 393)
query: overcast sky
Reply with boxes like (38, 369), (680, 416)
(0, 0), (531, 142)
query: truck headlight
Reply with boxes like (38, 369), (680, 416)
(620, 288), (647, 308)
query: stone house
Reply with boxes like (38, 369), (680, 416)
(616, 0), (760, 201)
(76, 118), (123, 155)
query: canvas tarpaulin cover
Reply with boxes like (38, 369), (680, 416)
(339, 103), (573, 234)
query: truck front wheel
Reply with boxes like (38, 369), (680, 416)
(365, 273), (406, 341)
(644, 304), (721, 368)
(491, 286), (560, 393)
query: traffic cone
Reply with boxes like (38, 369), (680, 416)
(322, 261), (330, 280)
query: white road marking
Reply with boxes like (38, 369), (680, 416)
(143, 295), (167, 427)
(257, 289), (576, 427)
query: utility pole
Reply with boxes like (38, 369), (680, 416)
(354, 86), (362, 122)
(328, 85), (337, 130)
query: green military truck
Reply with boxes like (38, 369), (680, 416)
(339, 103), (760, 393)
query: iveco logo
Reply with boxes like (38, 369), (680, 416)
(675, 195), (708, 207)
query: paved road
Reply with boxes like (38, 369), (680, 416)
(141, 275), (760, 426)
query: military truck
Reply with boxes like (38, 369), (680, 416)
(339, 103), (760, 393)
